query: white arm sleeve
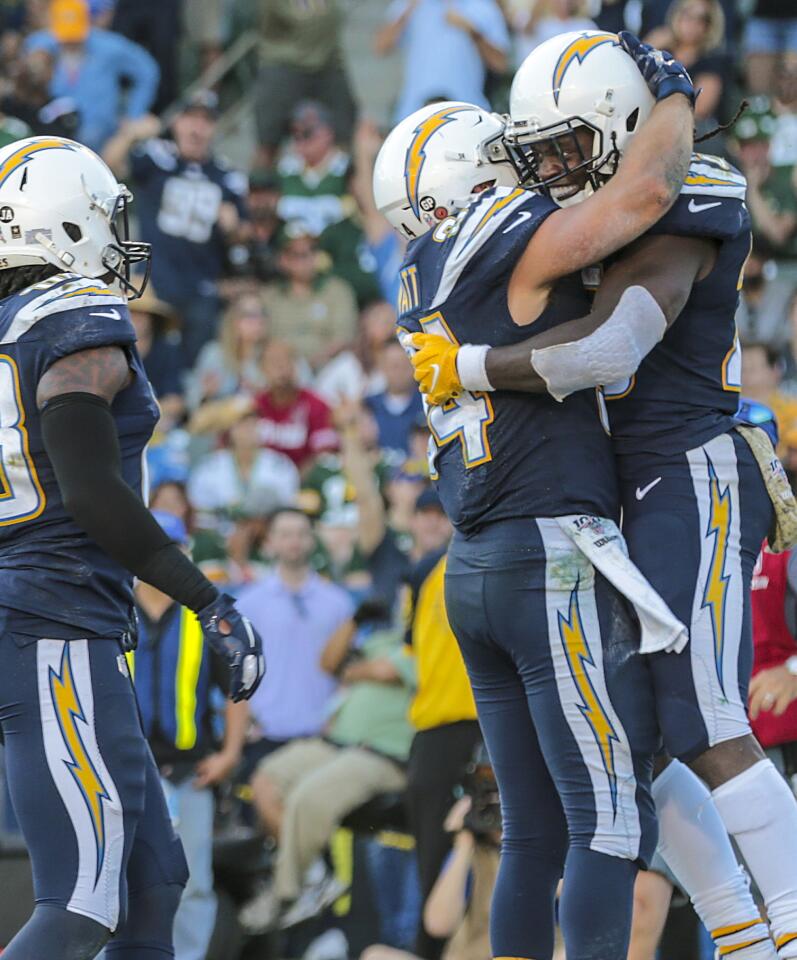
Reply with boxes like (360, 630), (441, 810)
(530, 285), (667, 402)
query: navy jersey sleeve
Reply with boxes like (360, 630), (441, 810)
(647, 154), (748, 242)
(396, 186), (557, 334)
(17, 279), (136, 368)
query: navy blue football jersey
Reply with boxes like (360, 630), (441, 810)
(0, 273), (159, 641)
(397, 186), (619, 535)
(604, 154), (749, 457)
(130, 138), (248, 303)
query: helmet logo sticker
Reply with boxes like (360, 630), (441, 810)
(10, 226), (20, 240)
(419, 196), (435, 212)
(404, 105), (472, 220)
(552, 33), (619, 105)
(0, 138), (77, 189)
(0, 207), (14, 223)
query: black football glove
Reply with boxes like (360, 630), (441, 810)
(197, 593), (266, 702)
(619, 31), (698, 106)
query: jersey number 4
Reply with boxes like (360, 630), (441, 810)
(0, 355), (45, 525)
(419, 312), (494, 470)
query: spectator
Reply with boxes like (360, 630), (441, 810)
(227, 167), (285, 286)
(338, 398), (449, 611)
(111, 0), (181, 111)
(358, 299), (402, 395)
(365, 340), (425, 460)
(375, 0), (510, 122)
(749, 541), (797, 791)
(349, 120), (405, 309)
(645, 0), (726, 138)
(731, 107), (797, 348)
(24, 0), (159, 151)
(188, 408), (300, 518)
(252, 0), (356, 166)
(186, 292), (269, 411)
(103, 91), (249, 364)
(513, 0), (597, 68)
(132, 511), (249, 960)
(262, 226), (358, 374)
(254, 340), (339, 473)
(741, 342), (797, 457)
(318, 164), (384, 309)
(244, 612), (416, 930)
(744, 0), (797, 96)
(237, 508), (354, 752)
(128, 287), (185, 431)
(276, 102), (351, 237)
(362, 783), (500, 960)
(0, 47), (79, 139)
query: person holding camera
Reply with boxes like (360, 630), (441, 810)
(362, 749), (500, 960)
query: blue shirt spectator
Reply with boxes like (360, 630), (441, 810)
(237, 509), (354, 744)
(377, 0), (510, 121)
(25, 0), (159, 151)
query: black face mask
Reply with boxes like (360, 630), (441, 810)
(100, 191), (151, 300)
(504, 118), (617, 198)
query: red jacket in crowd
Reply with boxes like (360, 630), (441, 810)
(750, 542), (797, 748)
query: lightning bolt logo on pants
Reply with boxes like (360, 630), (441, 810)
(559, 582), (620, 816)
(702, 454), (732, 694)
(49, 644), (110, 886)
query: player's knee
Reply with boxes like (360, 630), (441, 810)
(5, 904), (111, 960)
(687, 734), (762, 792)
(108, 882), (183, 948)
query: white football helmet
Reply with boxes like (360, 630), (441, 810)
(505, 31), (654, 205)
(373, 101), (517, 239)
(0, 136), (150, 295)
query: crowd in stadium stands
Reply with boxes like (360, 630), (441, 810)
(0, 1), (797, 959)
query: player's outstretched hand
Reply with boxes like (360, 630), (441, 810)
(618, 31), (698, 106)
(408, 333), (464, 406)
(197, 593), (266, 702)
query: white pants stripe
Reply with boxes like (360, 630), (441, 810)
(686, 432), (750, 749)
(538, 518), (643, 861)
(36, 639), (126, 929)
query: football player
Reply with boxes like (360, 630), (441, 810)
(373, 34), (695, 960)
(0, 138), (265, 960)
(410, 31), (796, 960)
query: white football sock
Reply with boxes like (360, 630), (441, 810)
(712, 760), (797, 957)
(654, 759), (776, 959)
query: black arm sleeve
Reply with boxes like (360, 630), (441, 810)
(40, 392), (218, 613)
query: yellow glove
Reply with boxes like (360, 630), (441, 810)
(409, 333), (463, 405)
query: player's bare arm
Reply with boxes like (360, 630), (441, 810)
(36, 345), (132, 408)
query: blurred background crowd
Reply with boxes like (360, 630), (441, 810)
(0, 0), (796, 959)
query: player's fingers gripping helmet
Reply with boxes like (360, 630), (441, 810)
(0, 136), (150, 296)
(373, 101), (518, 240)
(505, 31), (655, 206)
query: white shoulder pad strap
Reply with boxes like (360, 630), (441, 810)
(682, 153), (746, 200)
(0, 277), (127, 344)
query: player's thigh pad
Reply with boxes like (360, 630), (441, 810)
(446, 518), (659, 865)
(621, 430), (771, 761)
(0, 638), (155, 930)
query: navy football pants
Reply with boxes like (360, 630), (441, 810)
(445, 518), (659, 960)
(0, 636), (187, 957)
